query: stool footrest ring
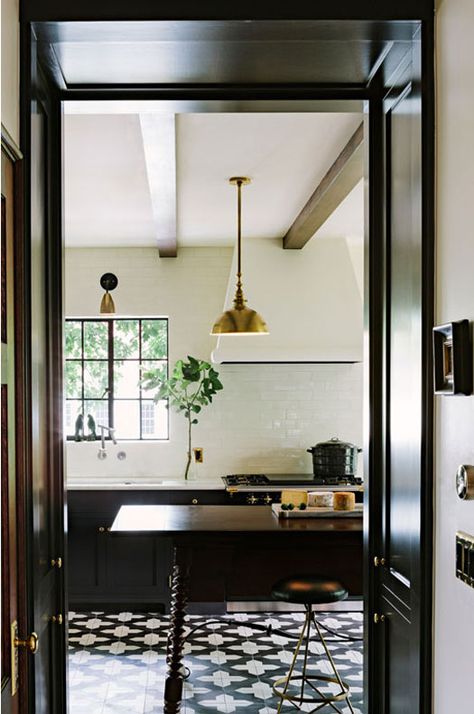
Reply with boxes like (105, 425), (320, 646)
(273, 672), (351, 706)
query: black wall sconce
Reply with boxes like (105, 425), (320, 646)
(100, 273), (118, 314)
(433, 319), (472, 395)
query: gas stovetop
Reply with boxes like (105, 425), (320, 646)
(223, 473), (362, 488)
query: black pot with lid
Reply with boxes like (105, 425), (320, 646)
(307, 437), (362, 478)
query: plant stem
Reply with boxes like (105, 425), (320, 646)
(184, 413), (192, 480)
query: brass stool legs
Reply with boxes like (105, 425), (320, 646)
(273, 606), (356, 713)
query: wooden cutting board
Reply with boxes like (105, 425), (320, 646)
(272, 503), (363, 519)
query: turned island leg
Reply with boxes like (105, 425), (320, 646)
(164, 554), (190, 714)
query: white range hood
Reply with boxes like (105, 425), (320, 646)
(211, 235), (363, 364)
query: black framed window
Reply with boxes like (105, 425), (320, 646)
(64, 318), (168, 440)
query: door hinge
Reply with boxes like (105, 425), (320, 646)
(168, 574), (172, 589)
(10, 621), (19, 696)
(51, 556), (63, 569)
(373, 556), (386, 568)
(51, 613), (63, 625)
(373, 613), (386, 624)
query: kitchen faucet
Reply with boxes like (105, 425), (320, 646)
(97, 424), (117, 459)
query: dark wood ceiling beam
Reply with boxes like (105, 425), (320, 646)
(283, 121), (364, 250)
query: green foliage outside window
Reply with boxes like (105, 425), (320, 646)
(65, 318), (168, 440)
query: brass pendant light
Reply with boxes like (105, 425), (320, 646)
(211, 177), (269, 336)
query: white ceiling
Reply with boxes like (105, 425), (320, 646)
(64, 114), (156, 247)
(64, 110), (363, 248)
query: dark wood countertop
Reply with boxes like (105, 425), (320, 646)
(111, 504), (363, 535)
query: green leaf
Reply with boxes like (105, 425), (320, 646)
(142, 354), (223, 426)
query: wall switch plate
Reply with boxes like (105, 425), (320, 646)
(456, 531), (474, 588)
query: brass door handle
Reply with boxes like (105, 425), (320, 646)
(15, 632), (39, 654)
(51, 557), (63, 568)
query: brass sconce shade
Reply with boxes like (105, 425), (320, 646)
(99, 273), (118, 314)
(211, 177), (269, 336)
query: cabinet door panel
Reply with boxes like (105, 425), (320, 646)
(68, 514), (106, 591)
(106, 536), (157, 589)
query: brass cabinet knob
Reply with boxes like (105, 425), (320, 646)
(98, 527), (105, 532)
(373, 556), (386, 568)
(51, 614), (63, 625)
(50, 557), (63, 569)
(373, 613), (386, 624)
(15, 632), (39, 654)
(191, 498), (198, 505)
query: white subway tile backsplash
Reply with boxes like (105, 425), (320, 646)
(67, 362), (363, 482)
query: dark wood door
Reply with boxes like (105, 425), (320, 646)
(22, 33), (67, 712)
(366, 30), (433, 714)
(1, 144), (21, 714)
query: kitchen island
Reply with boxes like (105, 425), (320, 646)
(111, 504), (362, 714)
(67, 486), (363, 610)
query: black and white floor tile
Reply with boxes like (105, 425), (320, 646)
(69, 611), (363, 714)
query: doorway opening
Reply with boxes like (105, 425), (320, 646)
(63, 100), (366, 714)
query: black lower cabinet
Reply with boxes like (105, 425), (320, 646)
(67, 489), (227, 611)
(67, 489), (363, 611)
(68, 511), (172, 612)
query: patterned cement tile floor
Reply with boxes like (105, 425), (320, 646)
(68, 611), (363, 714)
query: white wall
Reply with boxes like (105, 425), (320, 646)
(65, 247), (363, 483)
(1, 0), (20, 144)
(435, 1), (474, 711)
(213, 234), (363, 363)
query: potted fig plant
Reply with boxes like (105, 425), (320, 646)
(142, 356), (223, 480)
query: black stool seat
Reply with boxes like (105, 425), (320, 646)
(271, 575), (348, 605)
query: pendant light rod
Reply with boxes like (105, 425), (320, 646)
(237, 178), (242, 285)
(229, 176), (250, 310)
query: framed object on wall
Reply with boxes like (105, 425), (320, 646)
(433, 319), (472, 395)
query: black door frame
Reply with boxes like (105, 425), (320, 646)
(19, 7), (434, 714)
(364, 24), (434, 712)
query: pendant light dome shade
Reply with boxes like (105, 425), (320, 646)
(212, 305), (269, 335)
(211, 177), (269, 336)
(100, 292), (116, 314)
